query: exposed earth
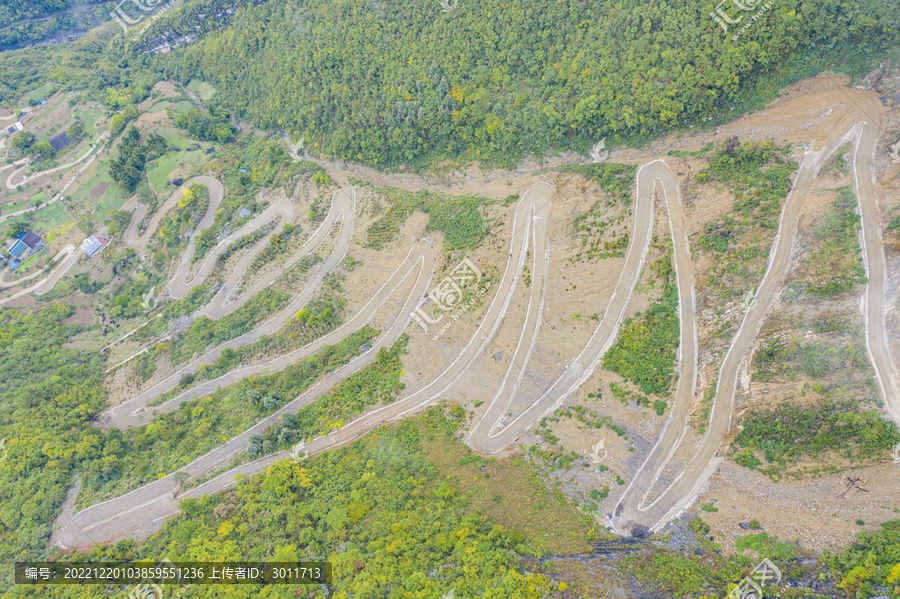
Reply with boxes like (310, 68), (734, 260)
(14, 72), (894, 553)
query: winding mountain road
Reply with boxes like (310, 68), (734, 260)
(0, 244), (80, 304)
(610, 115), (900, 535)
(54, 180), (555, 548)
(102, 180), (357, 427)
(48, 106), (900, 549)
(5, 131), (108, 190)
(53, 238), (437, 549)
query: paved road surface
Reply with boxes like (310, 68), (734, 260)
(0, 244), (79, 305)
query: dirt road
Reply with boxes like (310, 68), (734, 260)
(613, 115), (898, 535)
(52, 239), (437, 549)
(49, 105), (900, 547)
(102, 184), (356, 427)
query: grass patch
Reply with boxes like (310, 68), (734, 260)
(417, 406), (594, 556)
(560, 162), (636, 263)
(92, 174), (129, 222)
(734, 532), (796, 560)
(15, 202), (69, 232)
(248, 334), (409, 458)
(366, 188), (492, 253)
(795, 186), (866, 299)
(147, 157), (180, 194)
(733, 401), (900, 475)
(603, 254), (678, 396)
(187, 79), (217, 101)
(623, 540), (747, 598)
(752, 336), (869, 382)
(695, 140), (795, 306)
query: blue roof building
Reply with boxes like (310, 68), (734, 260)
(8, 239), (28, 259)
(7, 231), (45, 261)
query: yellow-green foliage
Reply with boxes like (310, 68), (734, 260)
(19, 412), (559, 598)
(163, 0), (897, 167)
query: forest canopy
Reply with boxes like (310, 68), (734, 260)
(159, 0), (899, 167)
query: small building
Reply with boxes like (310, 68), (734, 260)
(238, 207), (251, 218)
(8, 231), (45, 261)
(80, 235), (108, 257)
(8, 239), (29, 259)
(4, 122), (23, 137)
(8, 258), (21, 270)
(20, 231), (44, 251)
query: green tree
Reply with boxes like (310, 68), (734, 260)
(109, 127), (148, 192)
(31, 141), (55, 159)
(67, 122), (84, 139)
(10, 131), (35, 150)
(6, 220), (28, 239)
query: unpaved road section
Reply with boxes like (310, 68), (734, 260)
(48, 100), (900, 548)
(466, 161), (685, 455)
(5, 131), (108, 190)
(52, 239), (437, 549)
(102, 184), (356, 428)
(854, 120), (900, 426)
(612, 114), (899, 535)
(54, 181), (555, 548)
